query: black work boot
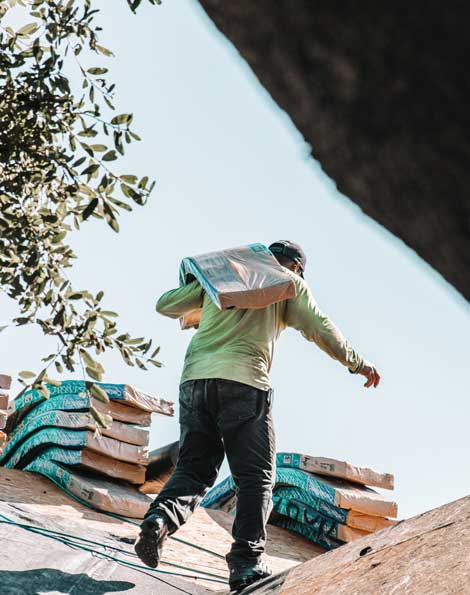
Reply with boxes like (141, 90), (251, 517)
(134, 514), (169, 568)
(228, 559), (272, 592)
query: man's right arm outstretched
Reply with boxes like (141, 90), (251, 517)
(285, 279), (381, 389)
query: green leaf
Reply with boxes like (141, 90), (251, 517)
(151, 346), (161, 358)
(111, 113), (132, 126)
(86, 366), (103, 382)
(79, 128), (98, 138)
(82, 198), (99, 220)
(128, 0), (143, 13)
(38, 385), (51, 399)
(125, 337), (145, 345)
(73, 156), (87, 167)
(88, 383), (110, 404)
(108, 197), (132, 212)
(95, 44), (114, 57)
(82, 163), (100, 176)
(19, 370), (35, 379)
(66, 292), (84, 300)
(90, 144), (107, 152)
(102, 150), (117, 161)
(17, 23), (39, 36)
(87, 67), (108, 75)
(90, 406), (112, 428)
(103, 200), (119, 233)
(138, 176), (149, 189)
(80, 349), (103, 372)
(120, 175), (137, 184)
(51, 231), (67, 244)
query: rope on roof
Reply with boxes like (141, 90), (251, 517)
(0, 513), (228, 589)
(29, 464), (226, 561)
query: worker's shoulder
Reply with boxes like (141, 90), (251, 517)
(282, 266), (310, 297)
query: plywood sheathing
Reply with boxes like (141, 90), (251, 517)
(260, 495), (470, 595)
(0, 467), (323, 592)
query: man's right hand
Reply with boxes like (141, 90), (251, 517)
(358, 361), (381, 388)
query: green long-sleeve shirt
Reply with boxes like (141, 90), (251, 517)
(156, 267), (364, 391)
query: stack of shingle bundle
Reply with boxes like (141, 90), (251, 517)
(0, 374), (12, 453)
(202, 451), (397, 551)
(1, 380), (174, 518)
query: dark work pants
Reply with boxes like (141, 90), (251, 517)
(145, 378), (276, 564)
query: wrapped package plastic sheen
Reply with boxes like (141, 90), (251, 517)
(4, 427), (148, 470)
(274, 486), (394, 532)
(179, 243), (296, 329)
(272, 495), (370, 543)
(25, 457), (152, 518)
(7, 392), (152, 431)
(28, 446), (146, 484)
(0, 411), (103, 466)
(271, 516), (344, 551)
(8, 380), (173, 415)
(203, 468), (398, 519)
(8, 404), (148, 450)
(277, 452), (394, 490)
(6, 383), (166, 432)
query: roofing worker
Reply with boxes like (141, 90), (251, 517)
(135, 240), (381, 592)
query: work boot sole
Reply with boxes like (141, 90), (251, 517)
(228, 573), (279, 594)
(229, 569), (272, 592)
(134, 528), (162, 568)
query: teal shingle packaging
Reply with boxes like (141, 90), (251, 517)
(24, 446), (146, 484)
(277, 452), (394, 490)
(272, 495), (369, 544)
(3, 427), (148, 470)
(6, 383), (158, 431)
(203, 468), (397, 518)
(7, 402), (148, 450)
(202, 462), (397, 550)
(25, 456), (152, 517)
(2, 378), (174, 516)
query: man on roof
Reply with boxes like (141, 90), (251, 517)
(135, 240), (381, 592)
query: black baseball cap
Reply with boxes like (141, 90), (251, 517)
(269, 240), (307, 278)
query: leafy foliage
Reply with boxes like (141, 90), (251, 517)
(0, 0), (162, 411)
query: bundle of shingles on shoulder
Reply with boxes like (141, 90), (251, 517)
(202, 453), (397, 550)
(0, 377), (175, 519)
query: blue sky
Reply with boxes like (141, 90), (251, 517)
(2, 0), (469, 519)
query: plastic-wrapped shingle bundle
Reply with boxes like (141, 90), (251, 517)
(202, 452), (397, 550)
(1, 380), (174, 517)
(179, 243), (296, 329)
(0, 374), (11, 453)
